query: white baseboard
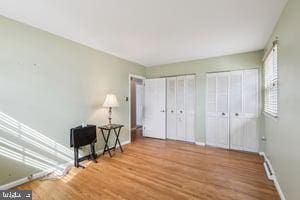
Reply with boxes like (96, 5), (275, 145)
(0, 140), (131, 190)
(0, 161), (73, 190)
(0, 171), (45, 190)
(195, 142), (206, 146)
(121, 140), (130, 146)
(259, 152), (286, 200)
(273, 176), (286, 200)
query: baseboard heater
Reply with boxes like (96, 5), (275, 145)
(263, 159), (274, 180)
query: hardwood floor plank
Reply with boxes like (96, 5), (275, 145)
(16, 138), (279, 200)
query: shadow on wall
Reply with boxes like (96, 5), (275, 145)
(0, 111), (73, 172)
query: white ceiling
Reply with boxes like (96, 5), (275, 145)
(0, 0), (287, 66)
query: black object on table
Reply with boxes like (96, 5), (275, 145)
(70, 125), (97, 168)
(98, 124), (124, 157)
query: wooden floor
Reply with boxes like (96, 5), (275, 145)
(131, 127), (143, 142)
(17, 138), (279, 200)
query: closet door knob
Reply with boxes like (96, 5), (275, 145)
(171, 110), (174, 113)
(235, 113), (239, 116)
(160, 110), (165, 113)
(180, 110), (183, 114)
(222, 112), (225, 116)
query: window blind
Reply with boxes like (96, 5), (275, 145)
(264, 45), (278, 117)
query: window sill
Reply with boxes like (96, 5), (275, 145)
(263, 112), (279, 122)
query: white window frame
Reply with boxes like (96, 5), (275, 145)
(263, 44), (278, 118)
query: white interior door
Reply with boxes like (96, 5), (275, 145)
(216, 72), (230, 148)
(144, 78), (166, 139)
(167, 77), (177, 140)
(136, 83), (144, 126)
(176, 76), (186, 141)
(229, 71), (244, 150)
(242, 69), (258, 152)
(185, 75), (195, 142)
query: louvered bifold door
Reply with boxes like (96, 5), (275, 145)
(167, 77), (177, 140)
(206, 74), (217, 146)
(185, 75), (195, 142)
(229, 71), (244, 150)
(207, 70), (258, 151)
(216, 72), (230, 149)
(243, 69), (259, 152)
(176, 76), (186, 141)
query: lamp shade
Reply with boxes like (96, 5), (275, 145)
(103, 94), (119, 108)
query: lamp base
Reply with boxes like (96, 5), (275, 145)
(108, 107), (112, 125)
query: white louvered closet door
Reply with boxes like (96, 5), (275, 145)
(185, 75), (195, 142)
(206, 72), (230, 148)
(176, 76), (186, 141)
(207, 70), (258, 152)
(167, 77), (177, 140)
(242, 69), (258, 152)
(206, 74), (217, 146)
(144, 78), (166, 139)
(229, 71), (244, 150)
(216, 72), (230, 148)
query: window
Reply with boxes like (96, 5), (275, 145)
(264, 44), (278, 117)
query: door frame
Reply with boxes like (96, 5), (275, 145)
(128, 74), (146, 143)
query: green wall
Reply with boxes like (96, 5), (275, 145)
(263, 0), (300, 199)
(146, 51), (264, 144)
(0, 16), (145, 186)
(2, 2), (298, 197)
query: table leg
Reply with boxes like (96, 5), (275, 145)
(101, 129), (112, 157)
(74, 148), (78, 167)
(113, 127), (123, 153)
(90, 142), (97, 163)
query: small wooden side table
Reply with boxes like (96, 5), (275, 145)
(98, 124), (124, 157)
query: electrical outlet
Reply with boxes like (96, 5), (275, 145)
(33, 63), (39, 73)
(28, 174), (33, 180)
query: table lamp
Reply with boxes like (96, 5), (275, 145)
(103, 94), (119, 125)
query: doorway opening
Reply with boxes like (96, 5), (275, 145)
(130, 75), (144, 142)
